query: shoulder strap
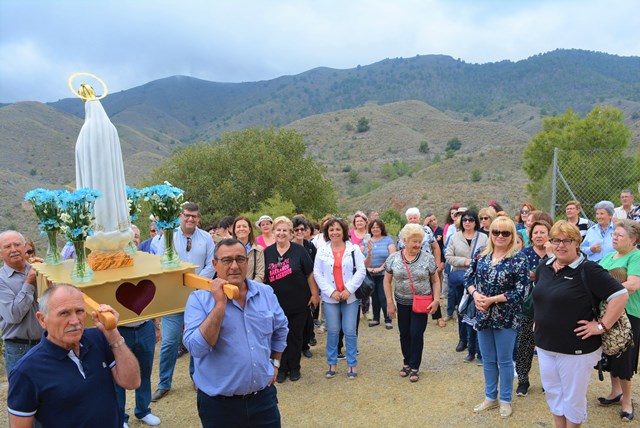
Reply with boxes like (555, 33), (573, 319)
(578, 261), (600, 320)
(351, 248), (356, 274)
(401, 250), (417, 295)
(253, 248), (257, 278)
(470, 232), (480, 257)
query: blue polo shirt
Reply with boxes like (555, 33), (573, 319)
(8, 329), (121, 427)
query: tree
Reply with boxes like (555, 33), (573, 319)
(418, 140), (430, 154)
(523, 106), (635, 207)
(148, 127), (336, 223)
(356, 117), (370, 133)
(446, 137), (462, 152)
(348, 169), (360, 184)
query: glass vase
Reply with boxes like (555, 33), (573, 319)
(160, 229), (180, 269)
(45, 230), (62, 265)
(70, 240), (94, 283)
(124, 240), (137, 255)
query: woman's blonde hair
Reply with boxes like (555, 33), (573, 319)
(399, 223), (425, 244)
(481, 216), (518, 258)
(549, 220), (582, 243)
(478, 207), (497, 222)
(272, 216), (293, 232)
(615, 219), (640, 245)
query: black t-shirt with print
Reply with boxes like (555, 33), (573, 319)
(263, 242), (313, 314)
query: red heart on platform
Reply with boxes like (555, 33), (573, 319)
(115, 280), (156, 315)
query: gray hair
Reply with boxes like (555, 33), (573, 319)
(399, 223), (425, 243)
(0, 230), (25, 244)
(39, 283), (82, 315)
(131, 225), (140, 234)
(594, 200), (615, 216)
(405, 207), (420, 219)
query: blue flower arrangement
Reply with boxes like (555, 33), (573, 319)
(24, 188), (64, 233)
(58, 188), (102, 241)
(139, 182), (185, 230)
(126, 186), (141, 222)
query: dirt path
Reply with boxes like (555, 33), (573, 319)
(1, 313), (636, 427)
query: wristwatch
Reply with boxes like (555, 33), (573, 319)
(597, 323), (605, 332)
(270, 358), (281, 368)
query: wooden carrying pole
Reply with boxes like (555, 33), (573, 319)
(183, 273), (239, 299)
(83, 294), (118, 330)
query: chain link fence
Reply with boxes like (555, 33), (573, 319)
(544, 148), (639, 220)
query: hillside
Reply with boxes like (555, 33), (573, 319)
(46, 49), (640, 144)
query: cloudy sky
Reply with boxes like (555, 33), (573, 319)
(1, 0), (638, 103)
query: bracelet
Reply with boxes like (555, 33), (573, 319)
(110, 337), (125, 348)
(600, 322), (608, 332)
(470, 290), (477, 298)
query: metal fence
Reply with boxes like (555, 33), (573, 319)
(548, 148), (639, 220)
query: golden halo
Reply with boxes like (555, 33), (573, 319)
(68, 72), (108, 100)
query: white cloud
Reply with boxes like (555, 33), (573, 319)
(0, 0), (638, 102)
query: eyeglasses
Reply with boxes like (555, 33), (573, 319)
(479, 216), (490, 221)
(26, 249), (34, 255)
(550, 238), (574, 246)
(462, 217), (475, 223)
(186, 237), (192, 252)
(217, 256), (248, 266)
(182, 213), (199, 219)
(520, 209), (530, 214)
(491, 230), (512, 238)
(293, 227), (305, 233)
(150, 229), (157, 233)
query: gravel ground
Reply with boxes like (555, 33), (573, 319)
(1, 308), (637, 427)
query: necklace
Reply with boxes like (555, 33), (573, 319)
(402, 250), (419, 264)
(492, 251), (506, 265)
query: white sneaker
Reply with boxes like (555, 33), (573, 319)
(139, 413), (161, 426)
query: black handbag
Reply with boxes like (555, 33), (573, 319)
(351, 251), (375, 299)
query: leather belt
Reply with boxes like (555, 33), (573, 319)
(5, 338), (40, 345)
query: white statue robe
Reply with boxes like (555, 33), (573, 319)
(75, 99), (133, 251)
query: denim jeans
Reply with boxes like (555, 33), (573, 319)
(370, 274), (391, 323)
(465, 324), (481, 358)
(158, 312), (193, 390)
(447, 280), (464, 318)
(396, 303), (429, 370)
(4, 339), (38, 375)
(324, 300), (359, 367)
(115, 321), (156, 422)
(197, 385), (280, 428)
(477, 327), (517, 403)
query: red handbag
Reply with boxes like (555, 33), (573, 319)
(402, 250), (433, 314)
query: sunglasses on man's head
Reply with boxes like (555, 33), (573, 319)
(186, 236), (192, 252)
(491, 230), (512, 238)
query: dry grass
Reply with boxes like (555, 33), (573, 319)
(1, 306), (637, 428)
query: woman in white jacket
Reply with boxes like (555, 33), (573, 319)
(314, 217), (366, 379)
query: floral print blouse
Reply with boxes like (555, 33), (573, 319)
(464, 251), (529, 330)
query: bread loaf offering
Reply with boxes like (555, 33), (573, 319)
(88, 250), (134, 271)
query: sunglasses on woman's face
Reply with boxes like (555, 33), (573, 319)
(461, 217), (475, 223)
(479, 216), (490, 221)
(520, 209), (530, 214)
(491, 230), (512, 238)
(26, 249), (34, 255)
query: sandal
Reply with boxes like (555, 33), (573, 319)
(409, 369), (419, 383)
(437, 318), (446, 327)
(399, 366), (411, 377)
(621, 401), (634, 422)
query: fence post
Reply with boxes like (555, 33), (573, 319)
(551, 147), (558, 219)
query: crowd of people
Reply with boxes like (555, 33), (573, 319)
(2, 187), (640, 427)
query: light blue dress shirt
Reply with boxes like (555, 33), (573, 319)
(580, 221), (615, 262)
(182, 279), (288, 396)
(150, 227), (215, 278)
